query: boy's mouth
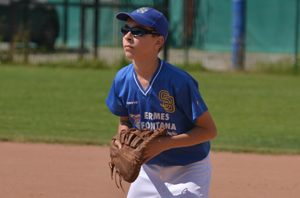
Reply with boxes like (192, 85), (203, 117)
(124, 45), (133, 50)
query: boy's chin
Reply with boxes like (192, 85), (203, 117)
(124, 52), (134, 60)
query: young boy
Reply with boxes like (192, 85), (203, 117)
(106, 7), (217, 198)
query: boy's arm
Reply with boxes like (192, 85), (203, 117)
(118, 116), (132, 133)
(143, 110), (217, 163)
(167, 110), (217, 147)
(114, 116), (132, 149)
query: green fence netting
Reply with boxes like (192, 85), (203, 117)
(18, 0), (300, 53)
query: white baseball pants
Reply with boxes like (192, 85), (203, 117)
(127, 153), (212, 198)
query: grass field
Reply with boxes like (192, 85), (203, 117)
(0, 64), (299, 154)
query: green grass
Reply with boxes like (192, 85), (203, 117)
(0, 64), (299, 154)
(192, 72), (300, 154)
(0, 65), (119, 145)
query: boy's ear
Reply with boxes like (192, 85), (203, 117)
(155, 36), (164, 49)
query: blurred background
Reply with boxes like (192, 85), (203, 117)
(0, 0), (299, 72)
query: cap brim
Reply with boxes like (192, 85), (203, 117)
(116, 12), (130, 21)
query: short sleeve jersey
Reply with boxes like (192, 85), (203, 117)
(106, 59), (210, 166)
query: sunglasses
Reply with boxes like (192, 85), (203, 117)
(121, 26), (159, 37)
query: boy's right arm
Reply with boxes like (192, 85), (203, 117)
(118, 116), (132, 133)
(115, 116), (132, 149)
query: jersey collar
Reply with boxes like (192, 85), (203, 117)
(133, 59), (163, 96)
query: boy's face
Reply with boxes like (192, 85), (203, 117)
(122, 18), (163, 61)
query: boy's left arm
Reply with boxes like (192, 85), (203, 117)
(143, 110), (217, 163)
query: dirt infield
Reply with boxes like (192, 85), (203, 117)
(1, 142), (299, 198)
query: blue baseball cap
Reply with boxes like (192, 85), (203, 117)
(116, 7), (169, 43)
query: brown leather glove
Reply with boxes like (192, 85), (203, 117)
(108, 126), (169, 192)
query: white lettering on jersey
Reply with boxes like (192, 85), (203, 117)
(142, 112), (176, 134)
(140, 121), (177, 131)
(144, 112), (169, 121)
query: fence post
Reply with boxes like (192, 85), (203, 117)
(8, 0), (16, 61)
(163, 0), (169, 62)
(79, 0), (86, 59)
(231, 0), (246, 71)
(23, 0), (30, 63)
(94, 0), (99, 59)
(63, 0), (68, 47)
(294, 0), (299, 74)
(183, 0), (188, 65)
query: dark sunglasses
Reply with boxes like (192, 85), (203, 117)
(121, 26), (159, 37)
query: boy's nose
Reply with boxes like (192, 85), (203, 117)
(124, 31), (133, 40)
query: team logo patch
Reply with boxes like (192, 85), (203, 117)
(137, 7), (148, 14)
(159, 90), (175, 113)
(130, 114), (141, 129)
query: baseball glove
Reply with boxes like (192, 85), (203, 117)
(108, 126), (170, 192)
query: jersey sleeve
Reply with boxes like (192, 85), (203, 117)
(106, 80), (128, 117)
(177, 79), (208, 123)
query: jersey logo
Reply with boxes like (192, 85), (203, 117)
(130, 114), (141, 129)
(159, 90), (175, 113)
(126, 101), (138, 105)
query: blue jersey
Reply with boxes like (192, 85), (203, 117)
(106, 59), (210, 166)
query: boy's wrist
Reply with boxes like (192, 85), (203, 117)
(161, 136), (175, 151)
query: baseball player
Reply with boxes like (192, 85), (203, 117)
(106, 7), (217, 198)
